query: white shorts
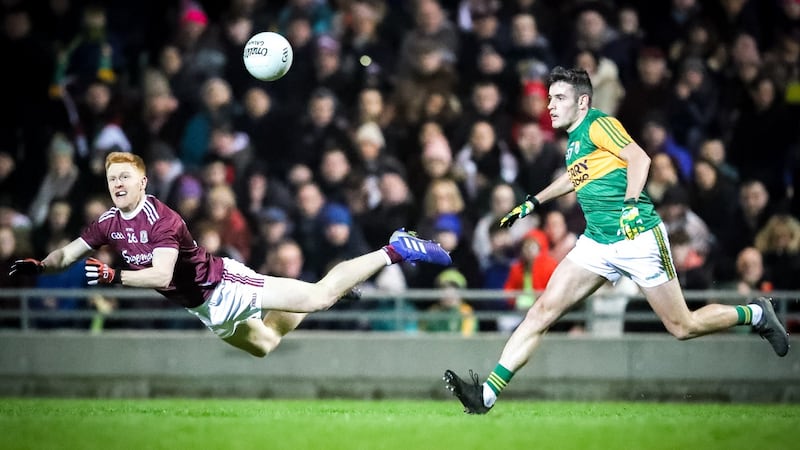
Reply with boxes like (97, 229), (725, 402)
(565, 222), (676, 288)
(186, 258), (265, 338)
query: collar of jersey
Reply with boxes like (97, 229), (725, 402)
(120, 197), (147, 220)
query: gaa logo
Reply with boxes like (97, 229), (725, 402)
(110, 232), (125, 240)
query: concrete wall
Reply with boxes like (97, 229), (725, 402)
(1, 331), (798, 402)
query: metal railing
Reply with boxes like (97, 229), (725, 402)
(0, 288), (797, 333)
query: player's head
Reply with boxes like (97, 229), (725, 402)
(546, 66), (592, 131)
(105, 151), (148, 212)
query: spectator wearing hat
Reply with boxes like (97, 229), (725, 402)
(352, 121), (406, 210)
(317, 203), (370, 276)
(513, 80), (554, 142)
(420, 268), (477, 336)
(171, 172), (205, 227)
(168, 2), (226, 105)
(28, 133), (88, 228)
(311, 202), (371, 330)
(432, 212), (482, 289)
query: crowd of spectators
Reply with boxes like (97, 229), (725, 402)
(0, 0), (799, 333)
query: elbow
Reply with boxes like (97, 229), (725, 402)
(157, 278), (173, 290)
(638, 150), (651, 168)
(636, 152), (651, 175)
(154, 271), (174, 289)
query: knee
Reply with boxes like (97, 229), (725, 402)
(665, 322), (694, 340)
(247, 346), (268, 358)
(249, 332), (281, 358)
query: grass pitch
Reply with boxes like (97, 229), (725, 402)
(2, 398), (798, 450)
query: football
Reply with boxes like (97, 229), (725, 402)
(243, 31), (293, 81)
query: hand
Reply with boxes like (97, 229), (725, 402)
(9, 258), (44, 277)
(620, 200), (646, 240)
(85, 257), (120, 285)
(499, 195), (538, 228)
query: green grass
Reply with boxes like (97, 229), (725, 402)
(2, 398), (798, 450)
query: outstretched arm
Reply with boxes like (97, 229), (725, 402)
(499, 172), (574, 228)
(533, 171), (575, 205)
(41, 238), (93, 273)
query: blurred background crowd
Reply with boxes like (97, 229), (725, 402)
(0, 0), (799, 333)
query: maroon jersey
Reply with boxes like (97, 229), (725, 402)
(80, 195), (224, 308)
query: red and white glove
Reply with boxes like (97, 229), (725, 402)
(9, 258), (44, 276)
(85, 257), (121, 285)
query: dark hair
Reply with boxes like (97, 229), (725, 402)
(547, 66), (593, 102)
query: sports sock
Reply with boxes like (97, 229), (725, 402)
(381, 245), (402, 265)
(735, 304), (762, 325)
(483, 384), (497, 407)
(483, 363), (514, 407)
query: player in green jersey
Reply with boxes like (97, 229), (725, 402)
(444, 66), (790, 414)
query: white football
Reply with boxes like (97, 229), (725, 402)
(243, 32), (293, 81)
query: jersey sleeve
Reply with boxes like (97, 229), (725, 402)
(80, 220), (109, 249)
(587, 116), (633, 157)
(148, 209), (184, 250)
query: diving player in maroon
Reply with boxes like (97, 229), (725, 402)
(10, 152), (452, 357)
(81, 194), (223, 309)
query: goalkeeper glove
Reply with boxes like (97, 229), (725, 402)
(499, 194), (539, 228)
(85, 257), (121, 285)
(620, 198), (646, 240)
(9, 258), (44, 276)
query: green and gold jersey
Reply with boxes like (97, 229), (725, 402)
(565, 108), (661, 244)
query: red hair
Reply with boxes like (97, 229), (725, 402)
(105, 151), (146, 175)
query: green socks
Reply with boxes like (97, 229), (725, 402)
(735, 304), (762, 325)
(486, 363), (514, 395)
